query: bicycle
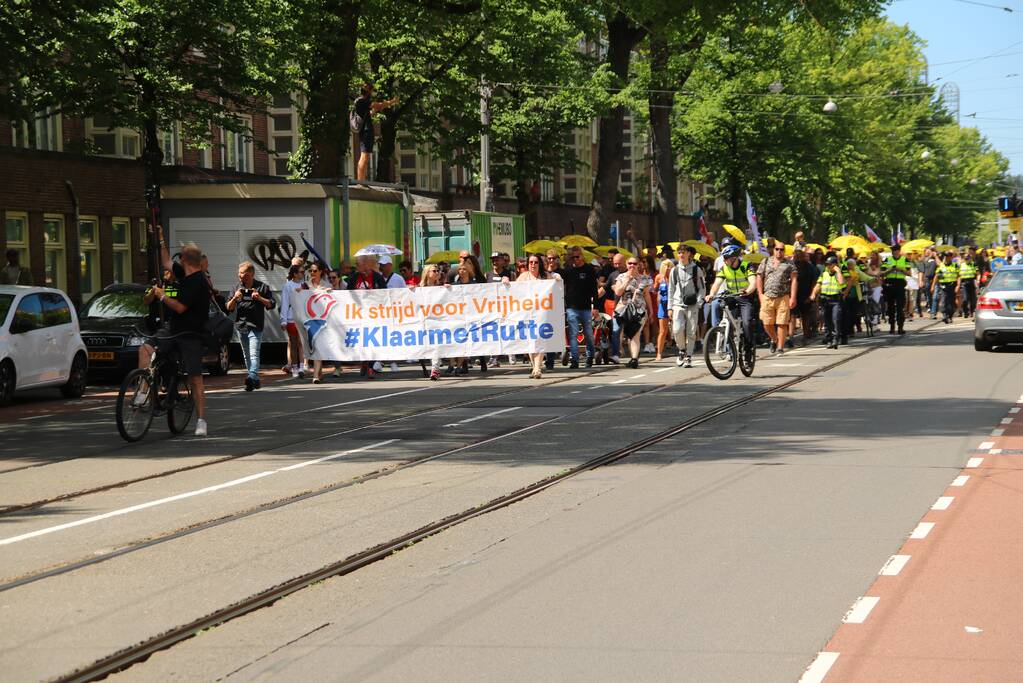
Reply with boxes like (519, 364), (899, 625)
(115, 328), (195, 442)
(703, 294), (756, 380)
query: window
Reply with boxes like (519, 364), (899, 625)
(78, 217), (100, 298)
(564, 192), (577, 204)
(12, 294), (43, 333)
(86, 115), (140, 158)
(4, 213), (29, 273)
(274, 158), (290, 176)
(159, 124), (182, 165)
(268, 97), (301, 177)
(223, 116), (253, 173)
(400, 154), (417, 170)
(272, 93), (292, 109)
(43, 216), (65, 290)
(40, 293), (71, 327)
(11, 108), (62, 151)
(563, 177), (576, 190)
(112, 218), (132, 283)
(400, 173), (417, 186)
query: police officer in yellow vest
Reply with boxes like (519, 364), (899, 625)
(930, 251), (960, 324)
(958, 249), (979, 318)
(880, 243), (912, 335)
(706, 244), (757, 343)
(811, 255), (846, 349)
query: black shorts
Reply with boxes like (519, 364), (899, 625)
(359, 132), (374, 153)
(159, 334), (204, 377)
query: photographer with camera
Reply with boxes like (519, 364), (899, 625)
(226, 261), (276, 391)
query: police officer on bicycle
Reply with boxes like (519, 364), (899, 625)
(811, 255), (846, 349)
(705, 244), (757, 342)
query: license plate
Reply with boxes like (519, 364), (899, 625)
(88, 351), (114, 361)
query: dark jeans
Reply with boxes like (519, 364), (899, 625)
(710, 296), (754, 344)
(941, 283), (957, 320)
(821, 297), (842, 344)
(884, 283), (906, 331)
(961, 281), (976, 317)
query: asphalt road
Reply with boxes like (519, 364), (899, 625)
(2, 318), (1017, 681)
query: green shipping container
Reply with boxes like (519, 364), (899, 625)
(413, 210), (525, 271)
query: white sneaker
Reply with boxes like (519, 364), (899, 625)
(610, 355), (620, 364)
(195, 418), (208, 437)
(643, 343), (655, 354)
(683, 356), (693, 368)
(676, 354), (685, 367)
(291, 369), (301, 379)
(373, 361), (384, 373)
(389, 362), (399, 373)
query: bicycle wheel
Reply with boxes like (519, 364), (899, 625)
(116, 368), (155, 442)
(703, 325), (737, 380)
(738, 331), (756, 377)
(166, 374), (194, 435)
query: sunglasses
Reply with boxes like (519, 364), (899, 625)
(627, 262), (639, 266)
(774, 247), (785, 252)
(459, 255), (470, 260)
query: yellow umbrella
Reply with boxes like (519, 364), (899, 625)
(558, 234), (598, 248)
(723, 224), (747, 245)
(682, 240), (719, 258)
(593, 245), (633, 258)
(523, 239), (562, 254)
(830, 235), (868, 250)
(867, 242), (888, 252)
(901, 238), (934, 253)
(580, 249), (600, 263)
(805, 243), (826, 252)
(851, 244), (872, 258)
(934, 244), (957, 253)
(425, 250), (462, 264)
(745, 252), (766, 264)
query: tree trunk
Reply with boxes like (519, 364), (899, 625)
(585, 12), (646, 243)
(515, 148), (538, 235)
(727, 125), (742, 227)
(375, 109), (397, 183)
(301, 0), (360, 179)
(647, 34), (677, 246)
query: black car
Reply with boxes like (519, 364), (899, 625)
(79, 284), (230, 380)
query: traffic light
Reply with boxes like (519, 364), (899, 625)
(999, 194), (1019, 218)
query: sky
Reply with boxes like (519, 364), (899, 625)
(886, 0), (1023, 178)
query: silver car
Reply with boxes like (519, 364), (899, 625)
(975, 265), (1023, 351)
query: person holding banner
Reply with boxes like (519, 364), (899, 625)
(307, 262), (335, 384)
(516, 253), (562, 379)
(417, 265), (447, 381)
(280, 263), (306, 379)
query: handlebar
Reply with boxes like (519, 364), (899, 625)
(130, 326), (201, 341)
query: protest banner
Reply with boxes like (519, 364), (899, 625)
(291, 280), (566, 361)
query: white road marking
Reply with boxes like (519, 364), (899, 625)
(1018, 393), (1023, 403)
(0, 439), (397, 547)
(978, 441), (995, 450)
(879, 555), (911, 576)
(304, 388), (431, 414)
(951, 475), (970, 487)
(1001, 417), (1014, 425)
(798, 652), (840, 683)
(570, 390), (582, 394)
(843, 596), (880, 624)
(910, 522), (935, 539)
(655, 368), (673, 373)
(630, 374), (647, 379)
(991, 448), (1003, 454)
(932, 496), (954, 510)
(20, 414), (49, 421)
(991, 429), (1005, 437)
(964, 626), (983, 634)
(443, 406), (520, 427)
(1010, 407), (1020, 414)
(611, 379), (628, 385)
(967, 457), (984, 468)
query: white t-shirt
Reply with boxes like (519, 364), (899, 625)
(385, 272), (406, 289)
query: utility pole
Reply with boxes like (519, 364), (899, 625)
(480, 82), (494, 213)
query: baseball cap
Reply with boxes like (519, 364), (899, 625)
(491, 251), (501, 258)
(378, 255), (392, 265)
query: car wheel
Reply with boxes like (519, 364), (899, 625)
(0, 360), (15, 406)
(60, 352), (88, 398)
(974, 338), (993, 352)
(208, 343), (230, 376)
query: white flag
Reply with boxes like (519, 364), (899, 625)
(746, 192), (763, 253)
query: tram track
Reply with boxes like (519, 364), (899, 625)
(51, 327), (932, 683)
(0, 366), (613, 516)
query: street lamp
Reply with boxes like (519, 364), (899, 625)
(920, 149), (931, 160)
(768, 81), (784, 94)
(823, 98), (837, 113)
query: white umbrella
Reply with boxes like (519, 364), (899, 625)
(355, 244), (402, 256)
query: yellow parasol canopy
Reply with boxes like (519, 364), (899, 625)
(934, 244), (957, 253)
(745, 252), (766, 264)
(523, 239), (563, 254)
(900, 238), (934, 253)
(558, 234), (598, 248)
(580, 249), (600, 263)
(804, 243), (826, 252)
(425, 250), (463, 264)
(593, 245), (633, 258)
(723, 224), (747, 245)
(682, 240), (719, 258)
(830, 235), (868, 250)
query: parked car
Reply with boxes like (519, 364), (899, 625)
(0, 285), (88, 405)
(79, 283), (230, 380)
(974, 265), (1023, 351)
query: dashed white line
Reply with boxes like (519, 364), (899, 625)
(1010, 407), (1020, 414)
(991, 448), (1003, 455)
(879, 555), (911, 576)
(991, 429), (1005, 437)
(443, 406), (520, 427)
(0, 439), (398, 547)
(654, 368), (673, 373)
(19, 414), (49, 421)
(967, 457), (984, 468)
(978, 441), (995, 450)
(843, 596), (880, 624)
(611, 379), (628, 385)
(798, 652), (840, 683)
(1000, 417), (1013, 425)
(932, 496), (955, 510)
(630, 373), (647, 380)
(910, 522), (935, 539)
(951, 475), (970, 487)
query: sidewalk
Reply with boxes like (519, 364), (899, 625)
(808, 398), (1023, 682)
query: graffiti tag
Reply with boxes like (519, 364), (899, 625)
(248, 235), (297, 271)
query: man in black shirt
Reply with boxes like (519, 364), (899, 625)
(151, 244), (210, 436)
(353, 83), (398, 181)
(226, 261), (276, 391)
(563, 245), (598, 368)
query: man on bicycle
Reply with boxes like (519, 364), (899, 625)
(705, 244), (756, 343)
(150, 244), (210, 437)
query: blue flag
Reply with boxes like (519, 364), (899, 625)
(301, 234), (331, 270)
